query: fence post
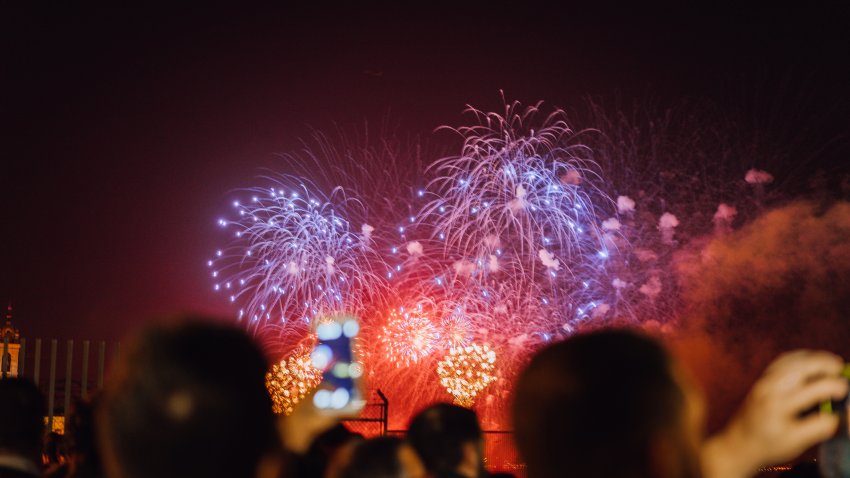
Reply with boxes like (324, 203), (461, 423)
(376, 389), (388, 435)
(81, 340), (90, 396)
(18, 338), (26, 377)
(97, 341), (105, 389)
(64, 340), (74, 419)
(33, 339), (41, 386)
(48, 339), (57, 431)
(2, 336), (8, 379)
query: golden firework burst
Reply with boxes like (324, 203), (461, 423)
(437, 343), (497, 407)
(265, 350), (322, 415)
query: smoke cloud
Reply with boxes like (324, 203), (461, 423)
(673, 201), (850, 430)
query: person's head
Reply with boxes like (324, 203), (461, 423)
(342, 437), (425, 478)
(513, 329), (704, 478)
(301, 423), (361, 478)
(65, 395), (101, 471)
(0, 377), (45, 463)
(43, 432), (65, 466)
(97, 319), (279, 478)
(407, 403), (484, 478)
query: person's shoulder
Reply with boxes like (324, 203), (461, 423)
(0, 465), (41, 478)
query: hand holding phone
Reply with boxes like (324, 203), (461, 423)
(310, 314), (366, 414)
(702, 350), (847, 478)
(280, 314), (366, 454)
(820, 364), (850, 414)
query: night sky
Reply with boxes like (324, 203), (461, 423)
(4, 3), (850, 341)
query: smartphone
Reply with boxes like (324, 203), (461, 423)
(819, 364), (850, 415)
(310, 314), (366, 414)
(820, 365), (850, 478)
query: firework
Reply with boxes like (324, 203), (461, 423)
(422, 100), (610, 266)
(438, 308), (474, 350)
(209, 176), (389, 342)
(208, 94), (848, 430)
(378, 307), (440, 367)
(417, 100), (618, 333)
(437, 343), (497, 407)
(266, 349), (323, 415)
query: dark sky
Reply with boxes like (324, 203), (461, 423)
(4, 3), (850, 341)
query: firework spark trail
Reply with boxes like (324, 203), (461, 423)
(377, 307), (440, 368)
(424, 101), (610, 257)
(354, 297), (453, 427)
(209, 176), (389, 350)
(577, 98), (792, 325)
(270, 126), (438, 292)
(417, 100), (620, 337)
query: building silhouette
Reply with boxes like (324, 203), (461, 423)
(1, 303), (22, 377)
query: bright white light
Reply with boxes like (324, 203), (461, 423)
(313, 390), (331, 409)
(317, 322), (342, 341)
(311, 345), (333, 369)
(333, 362), (350, 378)
(330, 388), (350, 409)
(343, 319), (360, 337)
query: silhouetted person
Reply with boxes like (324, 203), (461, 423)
(46, 396), (103, 478)
(341, 437), (425, 478)
(514, 330), (704, 478)
(96, 320), (283, 478)
(298, 423), (362, 478)
(0, 378), (46, 478)
(407, 403), (484, 478)
(43, 432), (67, 475)
(514, 329), (848, 478)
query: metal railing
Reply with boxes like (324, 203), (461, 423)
(341, 389), (389, 437)
(2, 337), (120, 432)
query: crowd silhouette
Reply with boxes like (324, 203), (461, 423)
(1, 320), (846, 478)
